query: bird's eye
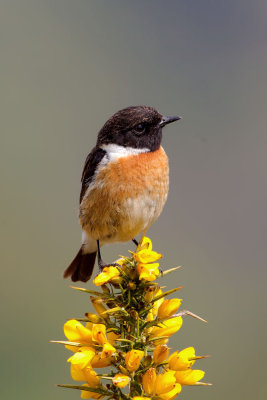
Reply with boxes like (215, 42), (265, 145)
(134, 123), (146, 135)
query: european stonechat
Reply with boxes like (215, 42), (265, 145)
(64, 106), (181, 282)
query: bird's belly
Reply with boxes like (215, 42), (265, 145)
(79, 146), (169, 243)
(114, 191), (166, 242)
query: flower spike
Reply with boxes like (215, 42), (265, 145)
(53, 235), (210, 399)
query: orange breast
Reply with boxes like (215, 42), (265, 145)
(80, 146), (169, 242)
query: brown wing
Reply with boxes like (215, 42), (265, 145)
(80, 146), (106, 203)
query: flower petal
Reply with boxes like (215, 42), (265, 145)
(175, 369), (205, 385)
(64, 320), (92, 344)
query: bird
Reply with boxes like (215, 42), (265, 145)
(63, 105), (181, 282)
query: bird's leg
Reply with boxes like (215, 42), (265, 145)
(97, 240), (106, 271)
(96, 240), (121, 272)
(132, 238), (139, 246)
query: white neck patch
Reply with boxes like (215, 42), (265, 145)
(100, 144), (149, 161)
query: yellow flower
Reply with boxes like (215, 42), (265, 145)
(153, 344), (169, 364)
(107, 331), (120, 345)
(71, 364), (104, 398)
(168, 347), (196, 371)
(67, 347), (95, 369)
(101, 342), (116, 359)
(151, 288), (165, 317)
(143, 369), (177, 397)
(157, 299), (182, 319)
(133, 397), (151, 400)
(134, 236), (162, 265)
(64, 320), (93, 345)
(142, 368), (157, 395)
(55, 235), (209, 399)
(137, 263), (160, 281)
(134, 249), (162, 264)
(80, 372), (105, 400)
(112, 374), (131, 388)
(71, 365), (100, 385)
(70, 364), (85, 381)
(71, 365), (105, 399)
(149, 317), (183, 344)
(92, 324), (107, 346)
(159, 384), (182, 400)
(174, 369), (205, 385)
(138, 236), (153, 251)
(125, 349), (144, 372)
(93, 266), (120, 286)
(91, 353), (113, 368)
(154, 371), (176, 395)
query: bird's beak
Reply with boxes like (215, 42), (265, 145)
(159, 115), (182, 127)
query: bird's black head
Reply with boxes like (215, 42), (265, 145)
(96, 106), (181, 152)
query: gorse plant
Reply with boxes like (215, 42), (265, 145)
(53, 236), (210, 399)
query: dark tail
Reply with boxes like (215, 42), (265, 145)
(63, 247), (97, 282)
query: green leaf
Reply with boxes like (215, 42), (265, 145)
(146, 335), (169, 343)
(57, 384), (113, 395)
(161, 266), (182, 276)
(151, 287), (183, 303)
(50, 340), (83, 347)
(70, 286), (108, 296)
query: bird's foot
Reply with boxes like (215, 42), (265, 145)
(97, 261), (121, 274)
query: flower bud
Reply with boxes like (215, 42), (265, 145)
(143, 355), (153, 368)
(85, 313), (103, 324)
(144, 286), (157, 303)
(119, 365), (129, 375)
(128, 281), (136, 290)
(153, 344), (169, 364)
(110, 276), (123, 285)
(125, 349), (144, 372)
(101, 284), (110, 294)
(130, 309), (139, 320)
(112, 374), (130, 388)
(90, 297), (108, 318)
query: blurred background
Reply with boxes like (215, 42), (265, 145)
(1, 1), (267, 399)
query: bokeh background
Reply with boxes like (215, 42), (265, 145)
(1, 1), (267, 399)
